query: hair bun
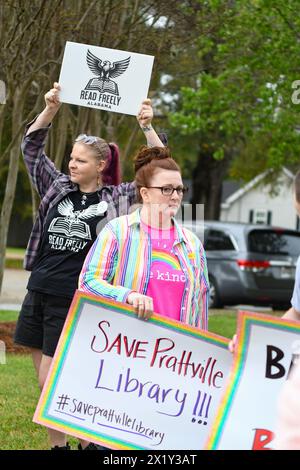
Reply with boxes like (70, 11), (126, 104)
(134, 146), (171, 172)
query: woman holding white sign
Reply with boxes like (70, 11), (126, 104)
(14, 82), (165, 450)
(79, 146), (209, 328)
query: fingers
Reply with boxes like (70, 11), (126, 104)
(228, 334), (237, 354)
(137, 98), (153, 124)
(45, 83), (61, 107)
(144, 297), (154, 320)
(137, 300), (145, 319)
(138, 113), (152, 124)
(131, 294), (153, 320)
(126, 292), (154, 319)
(140, 102), (152, 115)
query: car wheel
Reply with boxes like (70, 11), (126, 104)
(271, 303), (290, 312)
(208, 277), (222, 309)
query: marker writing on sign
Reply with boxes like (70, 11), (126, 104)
(265, 344), (299, 379)
(95, 359), (187, 417)
(191, 390), (212, 425)
(90, 321), (224, 388)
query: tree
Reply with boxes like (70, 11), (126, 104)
(166, 0), (300, 218)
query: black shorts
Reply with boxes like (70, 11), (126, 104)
(14, 290), (72, 357)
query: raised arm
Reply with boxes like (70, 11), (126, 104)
(22, 82), (63, 197)
(26, 82), (61, 135)
(137, 99), (165, 147)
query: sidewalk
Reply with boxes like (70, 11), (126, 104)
(0, 269), (29, 310)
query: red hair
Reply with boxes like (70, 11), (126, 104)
(102, 143), (121, 186)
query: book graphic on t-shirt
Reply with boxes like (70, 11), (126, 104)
(48, 198), (107, 240)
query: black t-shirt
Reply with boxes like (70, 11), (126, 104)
(28, 190), (108, 298)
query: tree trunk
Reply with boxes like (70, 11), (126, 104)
(122, 123), (140, 177)
(0, 104), (5, 154)
(0, 88), (24, 292)
(191, 149), (231, 220)
(54, 105), (69, 169)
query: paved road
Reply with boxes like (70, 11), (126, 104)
(0, 269), (29, 310)
(0, 269), (274, 314)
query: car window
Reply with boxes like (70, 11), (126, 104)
(248, 229), (300, 256)
(204, 229), (235, 251)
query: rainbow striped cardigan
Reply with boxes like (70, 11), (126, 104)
(79, 209), (209, 330)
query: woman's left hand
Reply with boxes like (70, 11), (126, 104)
(137, 99), (153, 128)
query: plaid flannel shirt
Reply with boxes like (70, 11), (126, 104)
(22, 119), (136, 271)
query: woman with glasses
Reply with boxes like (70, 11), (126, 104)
(14, 82), (165, 450)
(79, 146), (209, 328)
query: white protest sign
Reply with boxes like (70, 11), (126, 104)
(206, 311), (300, 450)
(58, 41), (154, 115)
(34, 291), (232, 450)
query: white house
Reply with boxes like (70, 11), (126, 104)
(220, 168), (299, 230)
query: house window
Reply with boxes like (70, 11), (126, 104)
(249, 209), (272, 225)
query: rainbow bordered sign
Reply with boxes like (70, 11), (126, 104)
(34, 291), (231, 450)
(205, 311), (300, 450)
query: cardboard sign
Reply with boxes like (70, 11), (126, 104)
(34, 291), (231, 450)
(58, 41), (154, 115)
(206, 311), (300, 450)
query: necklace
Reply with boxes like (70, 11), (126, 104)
(79, 190), (97, 206)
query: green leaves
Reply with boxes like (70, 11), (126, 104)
(169, 0), (300, 179)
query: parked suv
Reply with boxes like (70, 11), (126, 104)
(182, 220), (300, 309)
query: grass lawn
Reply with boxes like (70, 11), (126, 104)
(0, 310), (19, 322)
(0, 354), (80, 450)
(209, 312), (238, 338)
(5, 247), (25, 269)
(0, 354), (48, 449)
(0, 308), (281, 450)
(6, 247), (26, 256)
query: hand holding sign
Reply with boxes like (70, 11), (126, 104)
(127, 291), (154, 320)
(44, 82), (61, 111)
(137, 99), (153, 128)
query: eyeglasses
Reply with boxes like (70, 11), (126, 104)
(145, 186), (188, 196)
(75, 134), (99, 144)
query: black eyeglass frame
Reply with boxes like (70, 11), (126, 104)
(144, 185), (188, 196)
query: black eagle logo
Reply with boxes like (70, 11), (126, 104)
(84, 49), (131, 96)
(86, 49), (131, 80)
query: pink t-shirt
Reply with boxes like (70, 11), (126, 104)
(141, 221), (186, 321)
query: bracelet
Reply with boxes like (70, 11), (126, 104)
(141, 124), (153, 132)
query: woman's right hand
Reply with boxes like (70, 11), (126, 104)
(25, 82), (62, 135)
(45, 82), (61, 111)
(127, 292), (154, 320)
